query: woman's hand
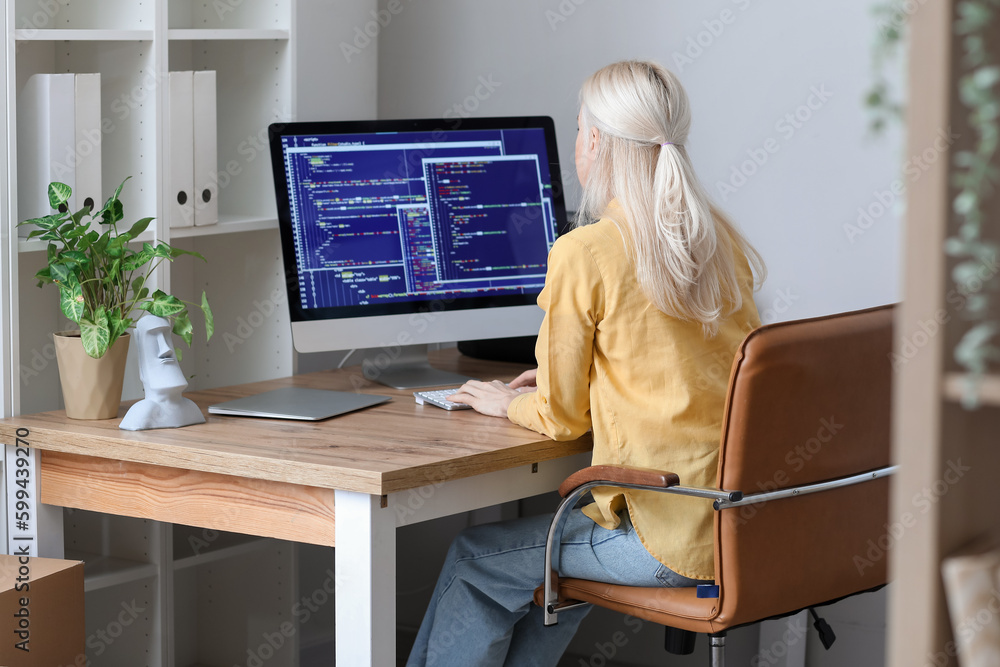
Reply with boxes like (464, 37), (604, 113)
(447, 380), (522, 417)
(509, 368), (538, 391)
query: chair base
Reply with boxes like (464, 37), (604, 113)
(709, 633), (726, 667)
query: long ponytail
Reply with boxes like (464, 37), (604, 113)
(576, 61), (765, 336)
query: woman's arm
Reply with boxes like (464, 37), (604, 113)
(506, 235), (604, 439)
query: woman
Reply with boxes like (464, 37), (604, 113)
(406, 60), (765, 667)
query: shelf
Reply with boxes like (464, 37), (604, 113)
(65, 549), (158, 593)
(943, 373), (1000, 407)
(169, 215), (278, 239)
(18, 230), (157, 253)
(14, 29), (153, 41)
(19, 218), (279, 249)
(168, 29), (290, 41)
(172, 534), (273, 571)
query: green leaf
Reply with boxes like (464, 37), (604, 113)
(201, 291), (214, 341)
(47, 182), (72, 209)
(124, 217), (153, 240)
(110, 177), (129, 203)
(953, 260), (986, 289)
(955, 322), (1000, 374)
(100, 199), (124, 226)
(49, 261), (73, 284)
(34, 266), (53, 287)
(108, 309), (130, 342)
(94, 177), (130, 221)
(954, 190), (978, 215)
(104, 259), (122, 289)
(79, 308), (111, 359)
(140, 290), (186, 317)
(59, 281), (85, 323)
(62, 250), (89, 264)
(65, 223), (90, 239)
(965, 293), (990, 315)
(973, 66), (1000, 89)
(17, 217), (47, 230)
(170, 246), (206, 262)
(106, 243), (125, 260)
(945, 237), (970, 256)
(92, 231), (110, 255)
(70, 205), (90, 226)
(172, 311), (193, 347)
(32, 214), (62, 231)
(956, 2), (993, 35)
(123, 248), (154, 272)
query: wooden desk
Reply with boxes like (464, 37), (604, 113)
(0, 350), (592, 666)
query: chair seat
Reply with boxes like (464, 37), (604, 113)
(534, 579), (724, 634)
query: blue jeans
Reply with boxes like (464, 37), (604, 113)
(405, 508), (701, 667)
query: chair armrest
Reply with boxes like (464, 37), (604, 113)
(558, 465), (680, 498)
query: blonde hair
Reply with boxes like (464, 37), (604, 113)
(576, 61), (765, 336)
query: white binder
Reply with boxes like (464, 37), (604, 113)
(74, 73), (102, 216)
(168, 71), (195, 228)
(193, 70), (218, 226)
(17, 73), (76, 232)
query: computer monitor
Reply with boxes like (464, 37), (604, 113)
(268, 116), (568, 388)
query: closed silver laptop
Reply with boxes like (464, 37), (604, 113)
(208, 386), (391, 421)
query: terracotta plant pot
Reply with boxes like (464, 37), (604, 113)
(52, 331), (130, 420)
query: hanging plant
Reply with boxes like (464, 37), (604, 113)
(946, 0), (1000, 407)
(865, 2), (907, 135)
(866, 0), (1000, 408)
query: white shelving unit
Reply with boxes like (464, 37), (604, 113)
(4, 1), (308, 665)
(7, 0), (296, 415)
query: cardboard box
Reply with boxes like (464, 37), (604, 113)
(0, 555), (84, 667)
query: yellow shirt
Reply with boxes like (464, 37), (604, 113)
(507, 214), (760, 580)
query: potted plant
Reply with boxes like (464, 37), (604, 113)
(17, 179), (213, 419)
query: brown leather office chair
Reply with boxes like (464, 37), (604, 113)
(537, 305), (895, 666)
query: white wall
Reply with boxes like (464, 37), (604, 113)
(376, 0), (904, 326)
(296, 0), (378, 121)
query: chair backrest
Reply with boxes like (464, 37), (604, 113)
(713, 305), (893, 628)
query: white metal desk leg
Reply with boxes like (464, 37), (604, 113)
(2, 444), (63, 558)
(335, 490), (397, 667)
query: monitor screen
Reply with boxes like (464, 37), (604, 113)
(269, 117), (567, 330)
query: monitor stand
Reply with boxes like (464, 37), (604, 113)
(359, 344), (475, 390)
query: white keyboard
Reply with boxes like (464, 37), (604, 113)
(413, 388), (472, 410)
